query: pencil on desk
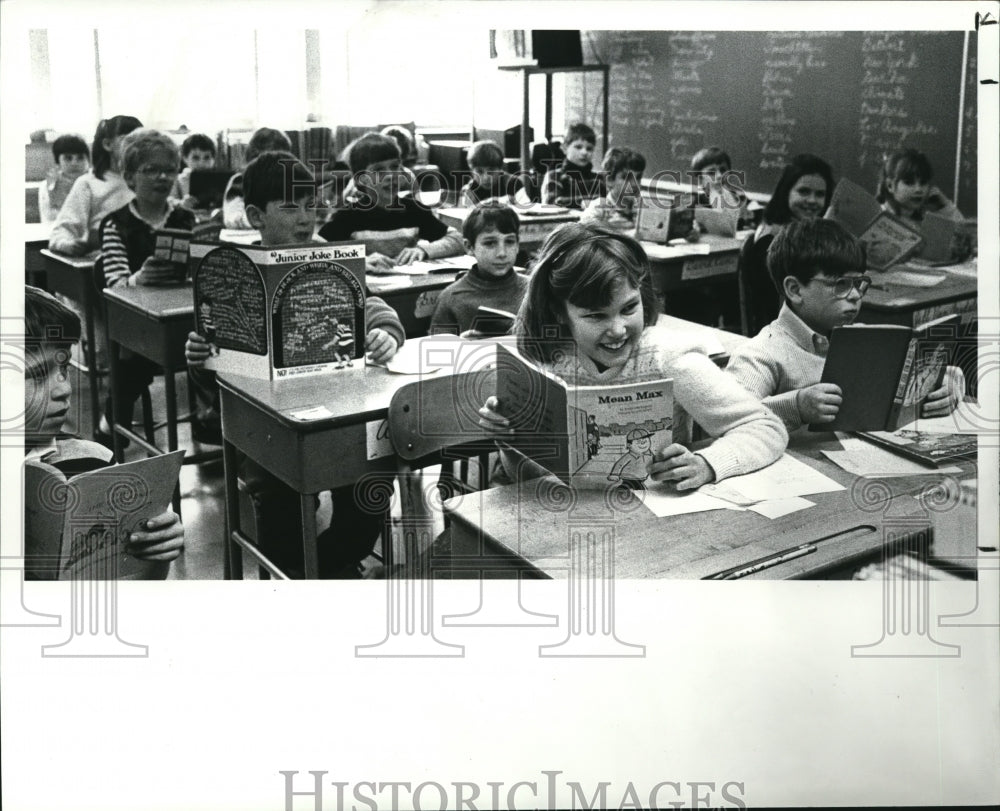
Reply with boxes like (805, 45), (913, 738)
(706, 543), (817, 580)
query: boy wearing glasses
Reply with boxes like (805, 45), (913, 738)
(726, 219), (964, 432)
(94, 129), (195, 446)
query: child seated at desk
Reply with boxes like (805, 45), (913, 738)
(478, 222), (787, 489)
(319, 132), (463, 272)
(690, 146), (749, 225)
(22, 286), (184, 579)
(48, 114), (143, 256)
(580, 147), (645, 229)
(221, 126), (293, 229)
(542, 122), (605, 209)
(171, 132), (217, 209)
(94, 129), (196, 448)
(430, 201), (527, 336)
(459, 140), (523, 208)
(726, 219), (965, 433)
(38, 134), (90, 223)
(186, 151), (405, 578)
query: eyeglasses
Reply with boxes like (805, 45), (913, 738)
(137, 165), (179, 178)
(811, 275), (872, 298)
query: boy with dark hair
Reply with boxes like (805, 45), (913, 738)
(23, 286), (184, 578)
(185, 151), (404, 578)
(542, 122), (604, 208)
(581, 146), (646, 228)
(726, 219), (964, 431)
(173, 132), (217, 207)
(690, 145), (748, 219)
(430, 201), (527, 336)
(39, 134), (91, 222)
(459, 140), (523, 207)
(320, 132), (463, 272)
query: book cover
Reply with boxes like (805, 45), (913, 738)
(152, 221), (223, 283)
(824, 178), (924, 270)
(470, 306), (516, 337)
(191, 240), (366, 380)
(635, 193), (671, 243)
(188, 169), (235, 210)
(813, 315), (959, 433)
(494, 344), (673, 490)
(23, 450), (184, 580)
(812, 324), (913, 432)
(855, 429), (976, 467)
(694, 205), (739, 238)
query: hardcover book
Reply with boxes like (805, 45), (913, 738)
(854, 429), (976, 467)
(191, 240), (367, 380)
(494, 344), (673, 490)
(23, 450), (184, 580)
(812, 314), (959, 432)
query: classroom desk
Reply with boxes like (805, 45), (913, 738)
(443, 435), (976, 580)
(861, 260), (978, 328)
(217, 336), (500, 579)
(368, 272), (459, 338)
(102, 284), (216, 516)
(39, 248), (103, 436)
(437, 206), (580, 253)
(24, 221), (51, 286)
(641, 234), (743, 294)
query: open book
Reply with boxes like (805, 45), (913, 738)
(855, 429), (976, 467)
(494, 344), (673, 489)
(825, 177), (923, 270)
(191, 240), (367, 380)
(23, 450), (184, 580)
(812, 314), (960, 432)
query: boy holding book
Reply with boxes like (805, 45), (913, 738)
(172, 132), (217, 209)
(185, 151), (405, 577)
(726, 219), (964, 432)
(429, 201), (527, 336)
(320, 132), (463, 272)
(23, 286), (184, 579)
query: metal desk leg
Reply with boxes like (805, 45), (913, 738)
(301, 493), (319, 579)
(222, 438), (242, 580)
(162, 366), (182, 516)
(106, 335), (124, 463)
(82, 286), (101, 438)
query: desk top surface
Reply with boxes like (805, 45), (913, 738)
(438, 206), (581, 226)
(40, 247), (98, 269)
(103, 283), (195, 319)
(444, 435), (974, 579)
(862, 260), (977, 312)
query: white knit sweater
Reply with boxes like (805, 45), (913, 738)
(48, 171), (134, 254)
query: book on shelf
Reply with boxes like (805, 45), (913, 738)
(191, 239), (367, 380)
(23, 449), (184, 580)
(854, 428), (976, 467)
(824, 177), (923, 270)
(494, 344), (673, 489)
(811, 314), (960, 432)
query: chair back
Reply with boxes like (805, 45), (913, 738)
(737, 230), (781, 337)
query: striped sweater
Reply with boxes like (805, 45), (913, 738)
(100, 200), (196, 288)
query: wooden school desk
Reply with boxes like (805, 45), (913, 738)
(39, 248), (103, 436)
(641, 234), (743, 295)
(437, 206), (581, 253)
(860, 259), (978, 328)
(217, 336), (500, 579)
(24, 221), (51, 287)
(443, 436), (976, 580)
(368, 271), (461, 339)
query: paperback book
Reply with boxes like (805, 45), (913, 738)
(494, 344), (673, 490)
(825, 177), (923, 270)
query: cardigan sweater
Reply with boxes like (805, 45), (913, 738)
(429, 265), (529, 335)
(48, 171), (135, 254)
(500, 326), (787, 483)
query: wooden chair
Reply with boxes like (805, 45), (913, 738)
(736, 230), (781, 337)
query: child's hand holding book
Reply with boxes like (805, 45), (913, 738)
(647, 444), (715, 491)
(921, 365), (965, 418)
(477, 396), (514, 436)
(185, 331), (211, 368)
(126, 509), (184, 562)
(796, 383), (843, 425)
(134, 255), (182, 286)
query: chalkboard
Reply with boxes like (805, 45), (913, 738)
(564, 31), (977, 215)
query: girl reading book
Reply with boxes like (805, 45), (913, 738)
(479, 222), (788, 490)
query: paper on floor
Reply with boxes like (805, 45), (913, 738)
(699, 454), (844, 506)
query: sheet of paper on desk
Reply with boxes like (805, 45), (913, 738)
(641, 488), (745, 518)
(666, 239), (712, 253)
(827, 433), (962, 476)
(748, 497), (815, 519)
(286, 404), (335, 421)
(365, 275), (413, 292)
(699, 453), (845, 506)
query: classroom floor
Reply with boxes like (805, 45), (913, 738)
(62, 355), (446, 580)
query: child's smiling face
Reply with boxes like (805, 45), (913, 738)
(562, 280), (644, 371)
